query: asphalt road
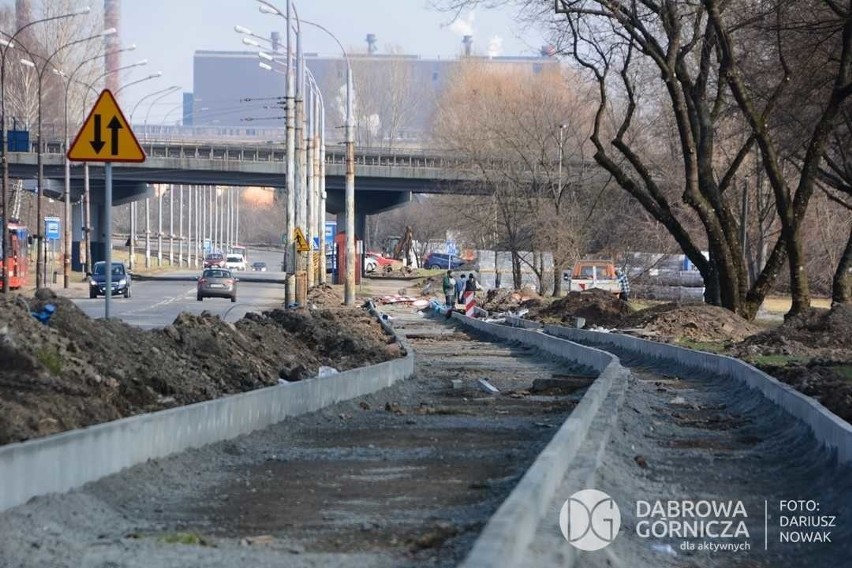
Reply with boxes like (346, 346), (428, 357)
(72, 248), (287, 329)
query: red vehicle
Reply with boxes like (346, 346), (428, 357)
(203, 252), (226, 269)
(0, 221), (29, 289)
(365, 251), (395, 273)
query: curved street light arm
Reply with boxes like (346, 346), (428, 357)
(143, 85), (182, 134)
(113, 71), (162, 95)
(130, 84), (179, 123)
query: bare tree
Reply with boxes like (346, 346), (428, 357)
(433, 59), (608, 291)
(706, 0), (852, 315)
(436, 0), (852, 318)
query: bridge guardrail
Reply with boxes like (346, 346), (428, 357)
(31, 140), (476, 171)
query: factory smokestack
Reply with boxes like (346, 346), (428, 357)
(462, 35), (473, 57)
(15, 0), (33, 32)
(104, 0), (120, 93)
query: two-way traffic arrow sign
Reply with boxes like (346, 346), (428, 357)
(67, 89), (145, 163)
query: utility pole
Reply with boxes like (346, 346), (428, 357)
(144, 198), (150, 268)
(157, 189), (163, 266)
(178, 185), (183, 267)
(168, 185), (174, 265)
(129, 202), (135, 270)
(284, 0), (296, 305)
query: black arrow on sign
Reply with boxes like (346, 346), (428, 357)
(89, 114), (105, 153)
(107, 116), (122, 155)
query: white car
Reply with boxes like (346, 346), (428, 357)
(225, 254), (246, 271)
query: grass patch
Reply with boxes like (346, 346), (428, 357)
(35, 347), (62, 375)
(159, 532), (210, 546)
(760, 296), (832, 315)
(748, 354), (807, 367)
(834, 365), (852, 381)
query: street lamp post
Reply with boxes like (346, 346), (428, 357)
(0, 6), (90, 293)
(257, 0), (356, 304)
(246, 1), (297, 305)
(23, 28), (117, 288)
(258, 47), (324, 289)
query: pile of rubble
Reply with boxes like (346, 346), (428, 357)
(0, 291), (401, 445)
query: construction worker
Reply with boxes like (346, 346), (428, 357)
(442, 270), (456, 308)
(616, 268), (630, 302)
(455, 273), (467, 305)
(465, 273), (483, 295)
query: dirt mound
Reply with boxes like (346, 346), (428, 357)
(531, 288), (630, 328)
(622, 303), (761, 342)
(759, 361), (852, 423)
(481, 288), (542, 313)
(307, 283), (341, 307)
(0, 293), (400, 445)
(739, 305), (852, 353)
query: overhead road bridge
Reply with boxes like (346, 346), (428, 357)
(6, 140), (597, 266)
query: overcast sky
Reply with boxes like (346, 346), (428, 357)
(104, 0), (544, 122)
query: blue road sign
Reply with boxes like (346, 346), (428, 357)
(44, 217), (60, 241)
(446, 240), (458, 256)
(325, 221), (337, 247)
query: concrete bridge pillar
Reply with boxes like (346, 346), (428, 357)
(73, 178), (154, 270)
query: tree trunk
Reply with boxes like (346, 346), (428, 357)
(785, 222), (811, 316)
(702, 259), (722, 306)
(832, 225), (852, 305)
(512, 252), (522, 289)
(553, 263), (563, 297)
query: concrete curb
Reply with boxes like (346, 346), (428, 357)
(543, 324), (852, 465)
(0, 316), (413, 514)
(447, 312), (629, 568)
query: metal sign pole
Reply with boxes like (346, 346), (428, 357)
(104, 162), (112, 319)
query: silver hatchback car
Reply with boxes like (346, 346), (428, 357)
(197, 268), (238, 302)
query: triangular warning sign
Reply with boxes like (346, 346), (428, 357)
(67, 89), (146, 163)
(293, 227), (310, 252)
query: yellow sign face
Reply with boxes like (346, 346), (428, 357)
(293, 227), (310, 252)
(67, 89), (146, 163)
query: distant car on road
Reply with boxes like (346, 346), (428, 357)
(197, 268), (238, 302)
(423, 252), (469, 270)
(203, 253), (226, 269)
(251, 261), (268, 272)
(366, 252), (395, 273)
(226, 253), (246, 271)
(88, 261), (132, 299)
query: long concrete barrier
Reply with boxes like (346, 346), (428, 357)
(0, 320), (413, 514)
(544, 324), (852, 465)
(447, 312), (630, 568)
